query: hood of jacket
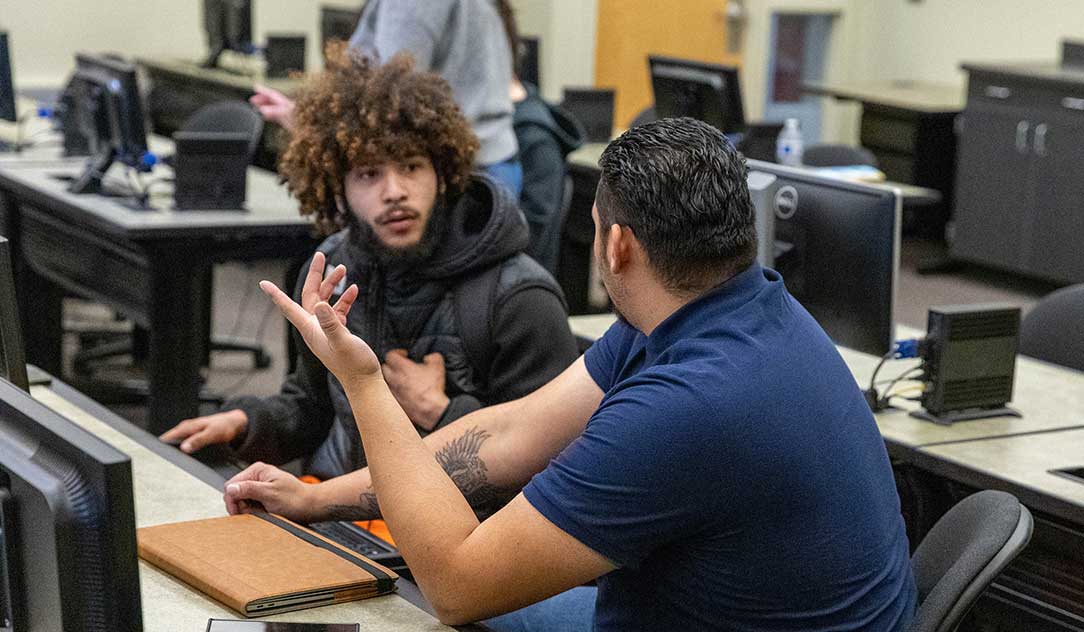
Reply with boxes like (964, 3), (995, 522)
(513, 82), (586, 157)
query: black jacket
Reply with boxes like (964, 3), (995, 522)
(514, 83), (585, 273)
(226, 174), (578, 478)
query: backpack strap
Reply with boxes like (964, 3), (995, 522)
(452, 263), (503, 388)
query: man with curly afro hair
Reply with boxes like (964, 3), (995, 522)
(162, 49), (578, 491)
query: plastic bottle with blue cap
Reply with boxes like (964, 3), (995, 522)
(776, 118), (804, 167)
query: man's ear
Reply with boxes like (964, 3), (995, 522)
(605, 223), (632, 274)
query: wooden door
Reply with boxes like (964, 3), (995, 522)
(595, 0), (740, 130)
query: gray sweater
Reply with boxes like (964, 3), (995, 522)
(349, 0), (517, 166)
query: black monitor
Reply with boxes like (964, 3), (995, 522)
(562, 87), (615, 143)
(320, 5), (362, 57)
(519, 36), (540, 87)
(0, 377), (143, 630)
(746, 160), (900, 356)
(0, 238), (27, 392)
(649, 54), (745, 135)
(204, 0), (254, 68)
(68, 53), (153, 195)
(0, 32), (15, 124)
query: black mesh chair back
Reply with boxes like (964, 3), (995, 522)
(802, 143), (878, 167)
(910, 490), (1033, 632)
(1019, 284), (1084, 372)
(181, 100), (264, 161)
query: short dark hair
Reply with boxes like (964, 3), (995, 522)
(596, 117), (757, 294)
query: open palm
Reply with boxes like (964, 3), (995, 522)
(259, 252), (380, 380)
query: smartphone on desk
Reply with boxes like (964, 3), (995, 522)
(206, 620), (360, 632)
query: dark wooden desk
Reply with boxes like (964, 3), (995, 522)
(0, 142), (317, 433)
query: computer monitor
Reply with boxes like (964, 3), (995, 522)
(0, 238), (28, 392)
(0, 32), (15, 124)
(746, 160), (900, 356)
(0, 377), (143, 631)
(519, 36), (540, 87)
(68, 53), (153, 195)
(203, 0), (254, 68)
(649, 54), (745, 135)
(562, 87), (615, 143)
(320, 5), (362, 57)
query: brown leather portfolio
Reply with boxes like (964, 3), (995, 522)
(138, 513), (399, 617)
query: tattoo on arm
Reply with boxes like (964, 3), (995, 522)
(434, 427), (513, 518)
(319, 427), (512, 523)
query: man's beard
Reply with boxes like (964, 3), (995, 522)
(595, 250), (628, 324)
(346, 201), (449, 267)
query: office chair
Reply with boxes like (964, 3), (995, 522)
(802, 144), (878, 168)
(909, 490), (1033, 632)
(1019, 284), (1084, 372)
(73, 101), (269, 386)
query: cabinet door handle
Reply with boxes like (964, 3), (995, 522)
(1016, 120), (1031, 153)
(985, 85), (1012, 99)
(1063, 97), (1084, 111)
(1034, 123), (1048, 157)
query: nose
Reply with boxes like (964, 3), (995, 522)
(382, 170), (408, 204)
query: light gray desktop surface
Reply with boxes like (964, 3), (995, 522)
(569, 315), (1084, 450)
(31, 384), (452, 631)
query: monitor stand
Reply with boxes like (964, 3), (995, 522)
(68, 147), (115, 195)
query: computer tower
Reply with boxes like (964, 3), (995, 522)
(918, 304), (1021, 420)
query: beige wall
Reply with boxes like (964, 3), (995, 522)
(509, 0), (596, 102)
(0, 0), (358, 89)
(855, 0), (1084, 85)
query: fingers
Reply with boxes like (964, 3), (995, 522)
(178, 428), (214, 454)
(224, 480), (274, 515)
(332, 284), (359, 323)
(383, 349), (410, 369)
(424, 352), (445, 369)
(159, 418), (201, 444)
(223, 462), (279, 515)
(314, 302), (351, 346)
(260, 280), (312, 333)
(319, 265), (347, 302)
(301, 252), (327, 310)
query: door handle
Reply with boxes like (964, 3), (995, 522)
(1016, 120), (1031, 154)
(1034, 123), (1048, 157)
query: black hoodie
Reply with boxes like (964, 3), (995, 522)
(227, 174), (578, 478)
(514, 82), (586, 273)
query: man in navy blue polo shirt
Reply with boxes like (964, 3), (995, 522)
(226, 117), (917, 631)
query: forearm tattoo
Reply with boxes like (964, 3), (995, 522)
(319, 427), (511, 522)
(434, 427), (512, 518)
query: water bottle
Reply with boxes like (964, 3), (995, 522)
(776, 118), (804, 167)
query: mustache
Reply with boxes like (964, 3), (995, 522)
(376, 204), (421, 224)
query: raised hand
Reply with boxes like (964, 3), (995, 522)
(259, 252), (379, 382)
(249, 85), (296, 131)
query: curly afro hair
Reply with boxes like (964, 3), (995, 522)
(279, 44), (480, 234)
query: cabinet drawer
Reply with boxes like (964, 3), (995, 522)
(969, 75), (1084, 115)
(19, 206), (151, 323)
(860, 113), (918, 155)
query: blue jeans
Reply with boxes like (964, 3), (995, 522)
(483, 586), (597, 632)
(483, 157), (524, 198)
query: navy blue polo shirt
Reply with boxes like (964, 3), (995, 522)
(523, 264), (916, 631)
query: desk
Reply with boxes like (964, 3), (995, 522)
(801, 80), (963, 237)
(0, 137), (318, 432)
(138, 57), (302, 171)
(569, 313), (1084, 630)
(28, 378), (452, 630)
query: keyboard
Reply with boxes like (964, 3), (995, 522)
(309, 520), (404, 567)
